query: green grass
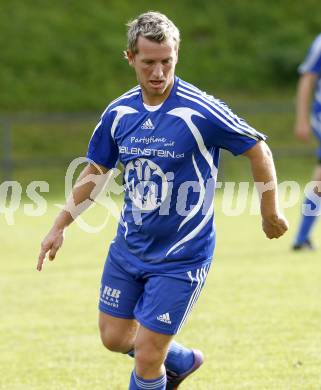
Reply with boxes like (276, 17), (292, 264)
(1, 195), (321, 390)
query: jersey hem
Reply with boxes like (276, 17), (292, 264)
(112, 237), (214, 273)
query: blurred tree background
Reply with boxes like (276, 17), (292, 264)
(0, 0), (319, 112)
(0, 0), (320, 189)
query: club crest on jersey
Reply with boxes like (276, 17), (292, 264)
(141, 118), (155, 130)
(124, 158), (168, 211)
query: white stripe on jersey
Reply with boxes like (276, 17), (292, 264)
(107, 85), (140, 108)
(178, 154), (206, 231)
(88, 119), (102, 144)
(106, 90), (140, 112)
(311, 113), (321, 136)
(177, 84), (261, 139)
(177, 91), (261, 141)
(299, 34), (321, 73)
(120, 203), (129, 239)
(110, 105), (138, 139)
(167, 199), (214, 257)
(316, 80), (321, 105)
(90, 86), (140, 141)
(168, 107), (218, 179)
(99, 85), (141, 118)
(178, 80), (265, 140)
(178, 79), (263, 134)
(166, 107), (216, 256)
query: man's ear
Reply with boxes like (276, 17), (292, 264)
(127, 50), (135, 67)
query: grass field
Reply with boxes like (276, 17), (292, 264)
(1, 194), (321, 390)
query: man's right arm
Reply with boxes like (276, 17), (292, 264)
(37, 163), (108, 271)
(294, 72), (317, 142)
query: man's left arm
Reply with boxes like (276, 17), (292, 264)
(243, 141), (289, 239)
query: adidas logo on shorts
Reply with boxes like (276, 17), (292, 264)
(141, 118), (155, 129)
(157, 312), (172, 324)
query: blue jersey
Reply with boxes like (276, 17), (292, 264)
(299, 34), (321, 117)
(87, 77), (266, 271)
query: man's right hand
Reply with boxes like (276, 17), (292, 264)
(37, 227), (65, 271)
(36, 162), (109, 272)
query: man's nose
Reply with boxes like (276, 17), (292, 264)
(152, 63), (163, 78)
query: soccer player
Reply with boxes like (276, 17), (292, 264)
(37, 12), (288, 389)
(293, 33), (321, 250)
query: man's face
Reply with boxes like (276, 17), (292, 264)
(127, 36), (178, 105)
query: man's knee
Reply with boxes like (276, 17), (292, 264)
(134, 334), (170, 370)
(134, 345), (165, 369)
(99, 312), (137, 353)
(100, 329), (124, 352)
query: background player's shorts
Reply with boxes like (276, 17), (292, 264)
(312, 110), (321, 161)
(99, 242), (211, 335)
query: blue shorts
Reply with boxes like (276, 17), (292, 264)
(99, 242), (211, 335)
(312, 110), (321, 160)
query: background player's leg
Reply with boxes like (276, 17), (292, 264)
(99, 312), (139, 353)
(293, 164), (321, 248)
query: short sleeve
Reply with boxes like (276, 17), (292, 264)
(196, 99), (267, 156)
(86, 111), (119, 169)
(298, 34), (321, 75)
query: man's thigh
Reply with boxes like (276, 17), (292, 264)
(99, 244), (144, 319)
(135, 263), (211, 335)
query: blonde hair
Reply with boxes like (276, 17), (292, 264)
(125, 11), (180, 57)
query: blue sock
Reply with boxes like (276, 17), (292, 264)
(294, 196), (321, 245)
(164, 341), (194, 375)
(129, 370), (166, 390)
(127, 342), (194, 375)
